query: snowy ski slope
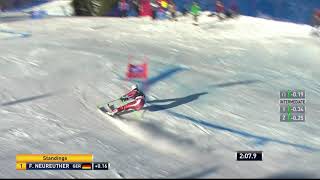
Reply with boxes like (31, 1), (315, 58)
(0, 13), (320, 178)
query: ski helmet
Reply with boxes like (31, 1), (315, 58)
(131, 84), (138, 90)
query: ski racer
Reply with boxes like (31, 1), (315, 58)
(107, 84), (145, 116)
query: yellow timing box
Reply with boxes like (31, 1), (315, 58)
(16, 162), (26, 170)
(16, 154), (93, 163)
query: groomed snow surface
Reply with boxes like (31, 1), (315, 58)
(0, 13), (320, 178)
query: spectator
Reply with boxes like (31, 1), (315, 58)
(168, 1), (177, 21)
(223, 0), (239, 19)
(150, 0), (159, 20)
(182, 4), (189, 16)
(225, 8), (233, 18)
(119, 0), (129, 17)
(139, 0), (152, 17)
(230, 0), (239, 17)
(156, 7), (166, 20)
(160, 0), (168, 10)
(313, 9), (320, 28)
(191, 2), (201, 24)
(132, 0), (140, 16)
(215, 0), (224, 20)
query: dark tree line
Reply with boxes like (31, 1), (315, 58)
(72, 0), (119, 16)
(0, 0), (34, 10)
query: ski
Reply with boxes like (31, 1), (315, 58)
(98, 103), (116, 116)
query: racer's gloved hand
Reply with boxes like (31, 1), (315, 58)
(120, 96), (128, 102)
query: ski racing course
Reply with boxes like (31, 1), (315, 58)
(0, 14), (320, 178)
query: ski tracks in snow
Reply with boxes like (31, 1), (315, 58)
(97, 110), (193, 159)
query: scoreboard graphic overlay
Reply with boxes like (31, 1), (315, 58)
(16, 154), (110, 170)
(280, 90), (305, 122)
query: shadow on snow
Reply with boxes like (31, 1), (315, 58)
(1, 91), (61, 107)
(208, 79), (263, 89)
(145, 92), (208, 112)
(168, 111), (320, 152)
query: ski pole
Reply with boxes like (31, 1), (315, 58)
(107, 98), (120, 104)
(97, 98), (120, 108)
